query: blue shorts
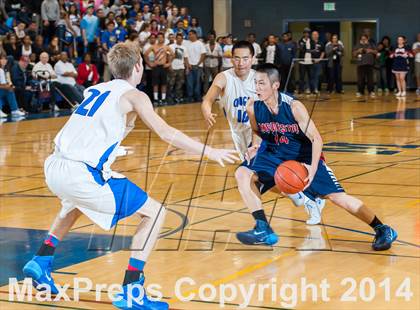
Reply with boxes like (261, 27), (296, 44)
(240, 149), (344, 200)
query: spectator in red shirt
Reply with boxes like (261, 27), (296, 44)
(76, 53), (99, 88)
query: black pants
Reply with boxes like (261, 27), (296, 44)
(14, 88), (33, 111)
(52, 82), (84, 106)
(327, 64), (343, 92)
(86, 42), (98, 63)
(357, 65), (374, 94)
(144, 70), (153, 100)
(42, 22), (57, 43)
(299, 64), (312, 92)
(280, 64), (295, 93)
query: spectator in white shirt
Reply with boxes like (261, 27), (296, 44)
(32, 52), (57, 80)
(247, 33), (262, 67)
(32, 52), (61, 111)
(142, 4), (152, 22)
(14, 22), (26, 40)
(203, 32), (222, 92)
(184, 30), (206, 102)
(221, 34), (233, 71)
(53, 51), (84, 105)
(168, 33), (189, 104)
(134, 12), (144, 33)
(139, 23), (151, 46)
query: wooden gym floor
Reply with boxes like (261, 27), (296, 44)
(0, 91), (419, 309)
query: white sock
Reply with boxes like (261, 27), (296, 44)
(154, 92), (158, 100)
(162, 93), (166, 100)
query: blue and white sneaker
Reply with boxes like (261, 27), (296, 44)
(113, 274), (169, 310)
(372, 225), (398, 251)
(22, 256), (59, 294)
(236, 220), (279, 246)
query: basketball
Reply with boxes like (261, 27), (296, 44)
(274, 160), (309, 194)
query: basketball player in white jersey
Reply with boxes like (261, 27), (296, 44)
(201, 40), (325, 225)
(22, 42), (238, 309)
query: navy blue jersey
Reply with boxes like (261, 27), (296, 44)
(253, 92), (312, 163)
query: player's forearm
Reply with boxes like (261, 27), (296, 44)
(201, 97), (213, 114)
(161, 126), (212, 157)
(251, 134), (261, 146)
(310, 134), (323, 171)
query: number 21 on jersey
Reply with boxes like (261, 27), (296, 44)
(75, 89), (111, 117)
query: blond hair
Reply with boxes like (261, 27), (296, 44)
(107, 42), (142, 79)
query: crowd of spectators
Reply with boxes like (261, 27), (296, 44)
(0, 0), (419, 119)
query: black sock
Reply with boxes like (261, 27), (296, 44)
(123, 270), (143, 286)
(252, 209), (268, 223)
(36, 243), (56, 256)
(369, 216), (383, 229)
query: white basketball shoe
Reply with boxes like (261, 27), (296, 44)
(303, 196), (325, 225)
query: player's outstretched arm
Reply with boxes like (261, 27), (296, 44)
(123, 111), (137, 139)
(291, 100), (323, 187)
(201, 72), (226, 128)
(122, 89), (239, 167)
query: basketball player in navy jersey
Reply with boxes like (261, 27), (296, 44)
(201, 40), (326, 224)
(235, 63), (397, 250)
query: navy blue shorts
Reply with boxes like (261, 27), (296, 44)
(240, 149), (344, 200)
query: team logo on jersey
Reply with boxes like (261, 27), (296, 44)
(258, 122), (300, 145)
(233, 96), (249, 107)
(258, 122), (299, 135)
(233, 96), (250, 123)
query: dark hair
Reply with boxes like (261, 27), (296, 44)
(157, 32), (165, 37)
(381, 36), (391, 44)
(256, 63), (280, 84)
(175, 33), (183, 38)
(188, 29), (197, 35)
(248, 33), (256, 37)
(232, 40), (255, 56)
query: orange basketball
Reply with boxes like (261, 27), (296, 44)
(274, 160), (308, 194)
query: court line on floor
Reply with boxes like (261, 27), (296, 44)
(3, 190), (419, 248)
(2, 284), (284, 310)
(0, 298), (89, 310)
(173, 298), (288, 310)
(164, 202), (420, 249)
(337, 163), (396, 182)
(296, 248), (420, 258)
(158, 236), (419, 258)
